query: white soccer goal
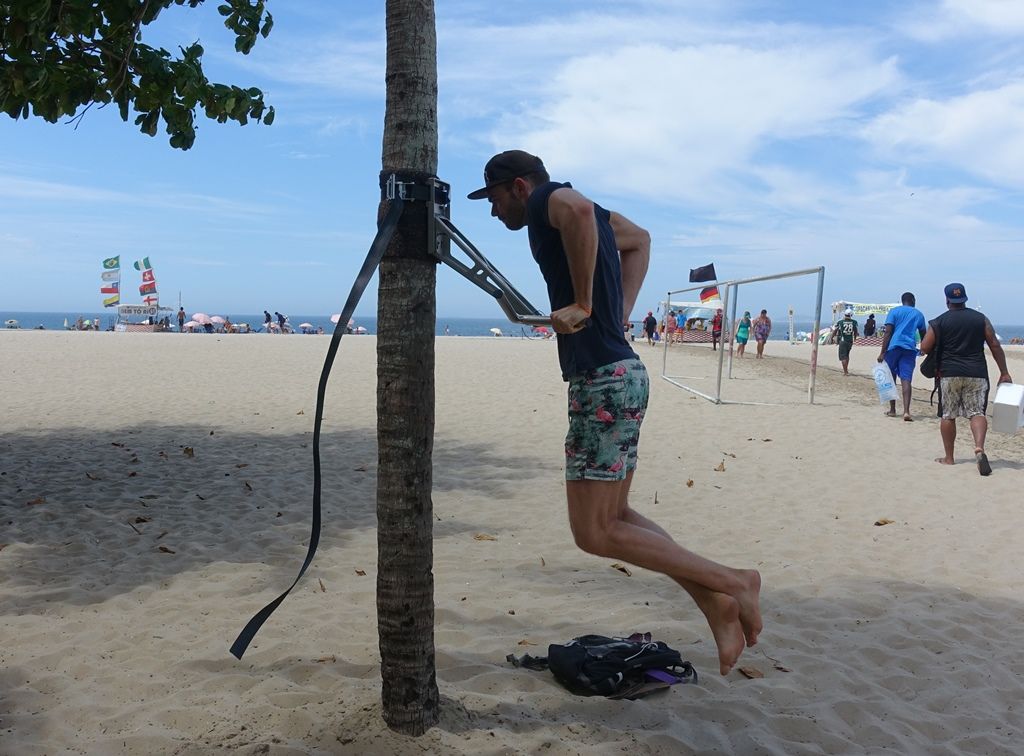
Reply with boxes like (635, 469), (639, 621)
(660, 266), (826, 405)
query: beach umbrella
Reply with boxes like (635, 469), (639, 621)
(210, 315), (226, 324)
(330, 313), (341, 324)
(490, 327), (502, 336)
(183, 320), (200, 330)
(192, 312), (212, 325)
(532, 326), (550, 335)
(299, 322), (313, 329)
(354, 326), (368, 334)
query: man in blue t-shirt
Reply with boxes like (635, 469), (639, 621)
(877, 292), (927, 420)
(469, 150), (762, 676)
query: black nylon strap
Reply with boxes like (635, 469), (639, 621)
(229, 197), (405, 659)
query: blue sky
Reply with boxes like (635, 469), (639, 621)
(2, 0), (1023, 323)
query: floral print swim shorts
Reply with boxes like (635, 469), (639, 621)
(565, 358), (649, 481)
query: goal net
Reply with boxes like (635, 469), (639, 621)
(659, 267), (826, 405)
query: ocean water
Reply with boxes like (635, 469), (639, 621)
(4, 311), (1024, 343)
(0, 311), (545, 338)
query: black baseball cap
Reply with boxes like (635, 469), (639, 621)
(467, 150), (545, 199)
(944, 282), (968, 303)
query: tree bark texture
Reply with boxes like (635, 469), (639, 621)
(376, 0), (440, 737)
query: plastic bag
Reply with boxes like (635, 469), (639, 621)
(873, 361), (899, 403)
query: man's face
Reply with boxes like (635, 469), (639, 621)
(486, 181), (528, 230)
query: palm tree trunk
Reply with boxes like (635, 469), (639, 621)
(376, 0), (439, 736)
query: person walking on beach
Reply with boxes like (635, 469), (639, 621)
(264, 310), (272, 332)
(753, 309), (772, 358)
(666, 310), (678, 345)
(833, 308), (859, 375)
(177, 307), (185, 332)
(469, 149), (762, 675)
(711, 308), (723, 350)
(919, 283), (1012, 475)
(643, 311), (657, 346)
(735, 311), (752, 358)
(275, 311), (286, 333)
(877, 292), (927, 421)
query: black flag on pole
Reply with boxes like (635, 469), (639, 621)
(689, 263), (717, 283)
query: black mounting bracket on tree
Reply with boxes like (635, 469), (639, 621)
(385, 173), (551, 327)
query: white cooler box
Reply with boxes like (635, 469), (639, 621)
(991, 383), (1024, 434)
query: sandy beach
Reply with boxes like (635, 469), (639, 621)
(2, 330), (1023, 755)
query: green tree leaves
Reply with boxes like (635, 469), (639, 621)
(1, 0), (274, 149)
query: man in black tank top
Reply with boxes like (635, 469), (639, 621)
(469, 150), (763, 675)
(920, 283), (1012, 475)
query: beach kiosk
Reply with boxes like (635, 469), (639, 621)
(114, 304), (174, 332)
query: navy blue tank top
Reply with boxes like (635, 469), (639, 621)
(526, 181), (637, 380)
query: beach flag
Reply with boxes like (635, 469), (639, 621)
(134, 257), (152, 271)
(103, 293), (120, 307)
(139, 281), (157, 295)
(699, 286), (720, 303)
(103, 256), (120, 270)
(100, 270), (120, 282)
(689, 263), (717, 283)
(100, 282), (119, 294)
(142, 294), (160, 305)
(141, 269), (155, 283)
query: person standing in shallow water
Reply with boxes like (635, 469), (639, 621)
(468, 149), (762, 675)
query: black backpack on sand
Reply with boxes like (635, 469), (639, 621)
(508, 632), (698, 699)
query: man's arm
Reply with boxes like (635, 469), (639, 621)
(547, 187), (598, 333)
(877, 323), (893, 362)
(984, 317), (1013, 384)
(919, 324), (936, 355)
(608, 210), (651, 322)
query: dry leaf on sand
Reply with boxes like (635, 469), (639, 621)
(158, 545), (176, 554)
(183, 447), (195, 458)
(874, 518), (895, 526)
(26, 496), (46, 506)
(610, 563), (632, 576)
(355, 569), (366, 576)
(686, 479), (694, 488)
(474, 533), (497, 541)
(714, 461), (726, 472)
(738, 667), (764, 679)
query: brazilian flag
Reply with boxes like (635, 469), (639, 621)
(103, 256), (120, 270)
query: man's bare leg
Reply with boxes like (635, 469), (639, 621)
(901, 379), (914, 420)
(936, 418), (956, 464)
(566, 474), (762, 674)
(969, 414), (992, 475)
(621, 504), (762, 648)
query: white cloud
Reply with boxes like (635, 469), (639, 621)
(902, 0), (1024, 40)
(497, 42), (898, 203)
(863, 81), (1024, 188)
(0, 173), (276, 218)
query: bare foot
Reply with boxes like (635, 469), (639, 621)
(702, 592), (747, 675)
(884, 410), (898, 417)
(734, 569), (763, 647)
(903, 414), (913, 422)
(935, 457), (954, 465)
